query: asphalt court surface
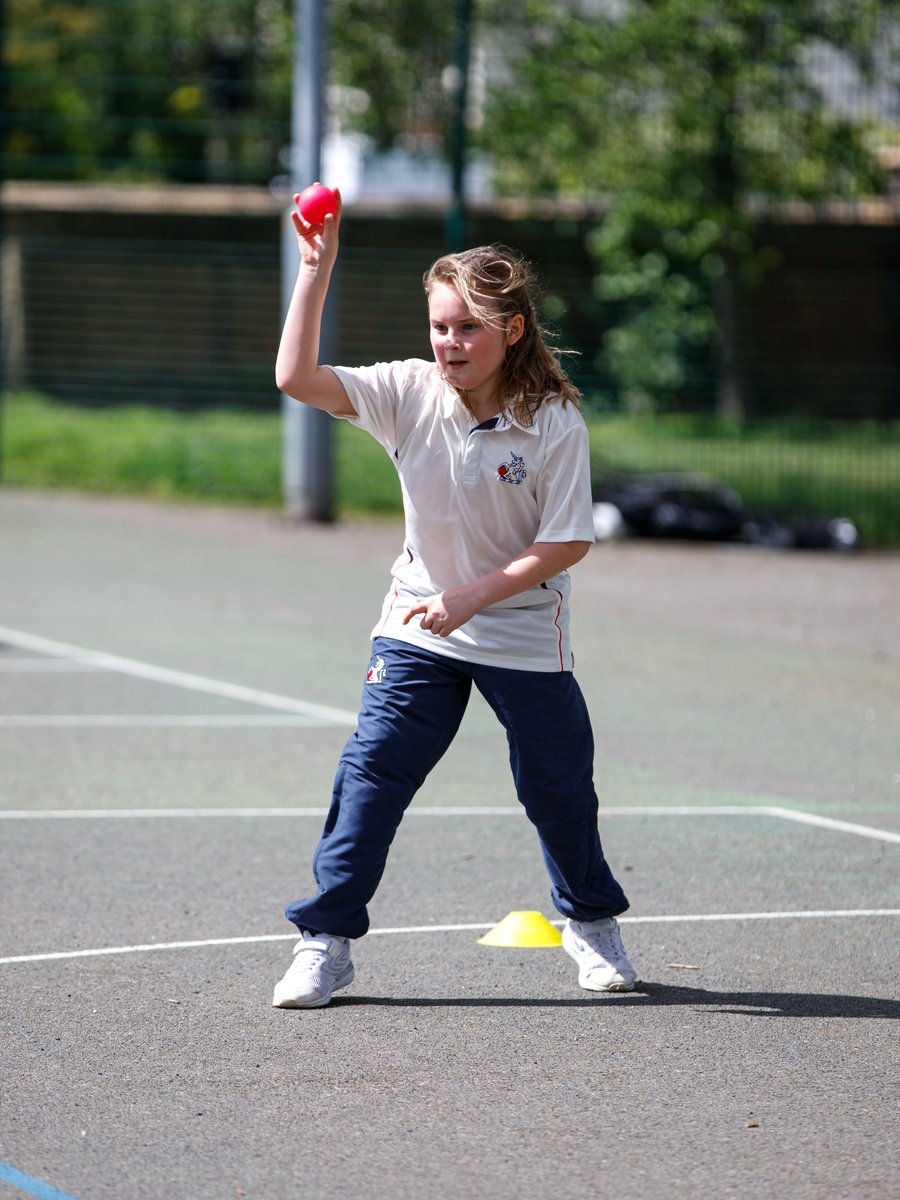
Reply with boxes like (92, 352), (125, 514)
(1, 489), (899, 1200)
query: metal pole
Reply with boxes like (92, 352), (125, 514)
(446, 0), (472, 253)
(281, 0), (334, 521)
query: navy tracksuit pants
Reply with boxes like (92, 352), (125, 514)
(285, 637), (629, 939)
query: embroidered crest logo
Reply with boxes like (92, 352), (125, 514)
(366, 654), (387, 684)
(497, 452), (527, 485)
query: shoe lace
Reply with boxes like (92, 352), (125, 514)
(291, 937), (330, 969)
(581, 923), (622, 961)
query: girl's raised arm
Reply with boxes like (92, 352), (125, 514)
(275, 193), (356, 416)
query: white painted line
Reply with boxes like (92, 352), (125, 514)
(0, 934), (299, 965)
(0, 658), (107, 672)
(0, 715), (329, 728)
(603, 806), (769, 816)
(622, 909), (900, 924)
(763, 805), (900, 846)
(0, 806), (526, 819)
(2, 910), (898, 966)
(4, 627), (894, 847)
(0, 807), (336, 820)
(0, 625), (358, 727)
(0, 805), (772, 821)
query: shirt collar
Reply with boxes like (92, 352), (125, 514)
(494, 412), (540, 435)
(437, 372), (542, 434)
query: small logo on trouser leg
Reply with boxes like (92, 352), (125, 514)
(366, 654), (387, 684)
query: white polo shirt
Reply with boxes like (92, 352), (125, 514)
(330, 358), (595, 672)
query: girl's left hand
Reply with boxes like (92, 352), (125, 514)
(403, 590), (477, 637)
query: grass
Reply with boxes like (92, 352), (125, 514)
(1, 390), (398, 513)
(3, 393), (281, 505)
(3, 391), (900, 545)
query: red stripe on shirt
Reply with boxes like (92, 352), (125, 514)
(541, 581), (566, 671)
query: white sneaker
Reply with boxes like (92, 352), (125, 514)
(272, 931), (355, 1009)
(563, 917), (637, 992)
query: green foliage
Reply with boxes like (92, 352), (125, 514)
(486, 0), (899, 414)
(327, 1), (459, 154)
(1, 391), (403, 514)
(6, 0), (293, 182)
(5, 0), (463, 183)
(3, 391), (284, 500)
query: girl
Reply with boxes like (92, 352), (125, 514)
(272, 191), (635, 1007)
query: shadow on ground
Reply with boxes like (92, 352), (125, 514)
(331, 985), (899, 1019)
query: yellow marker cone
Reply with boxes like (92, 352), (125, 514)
(477, 911), (563, 948)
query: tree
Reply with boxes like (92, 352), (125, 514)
(485, 0), (900, 417)
(4, 0), (463, 185)
(5, 0), (295, 183)
(328, 0), (461, 156)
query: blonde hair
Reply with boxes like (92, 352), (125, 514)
(423, 244), (580, 425)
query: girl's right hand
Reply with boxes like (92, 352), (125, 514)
(291, 188), (341, 273)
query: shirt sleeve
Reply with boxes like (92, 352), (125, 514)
(534, 413), (596, 544)
(327, 361), (406, 455)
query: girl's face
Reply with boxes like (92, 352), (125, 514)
(428, 282), (523, 414)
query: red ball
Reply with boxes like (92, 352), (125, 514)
(295, 183), (339, 226)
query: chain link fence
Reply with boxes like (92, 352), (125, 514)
(1, 185), (899, 544)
